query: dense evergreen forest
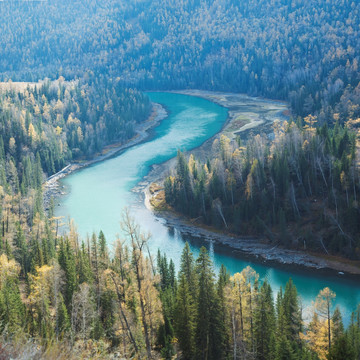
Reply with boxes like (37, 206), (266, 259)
(0, 0), (359, 122)
(165, 119), (360, 259)
(0, 0), (359, 358)
(0, 75), (150, 186)
(0, 211), (359, 360)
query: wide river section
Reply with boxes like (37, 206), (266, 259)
(56, 92), (360, 324)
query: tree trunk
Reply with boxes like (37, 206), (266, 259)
(110, 272), (139, 353)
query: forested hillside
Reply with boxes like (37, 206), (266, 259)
(165, 119), (360, 259)
(0, 0), (359, 358)
(0, 74), (150, 271)
(0, 0), (359, 122)
(0, 212), (358, 360)
(0, 75), (150, 187)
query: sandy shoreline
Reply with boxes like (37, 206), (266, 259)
(43, 102), (167, 210)
(142, 90), (360, 277)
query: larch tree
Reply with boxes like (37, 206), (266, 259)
(315, 287), (336, 352)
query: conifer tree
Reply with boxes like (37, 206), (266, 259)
(217, 264), (230, 358)
(195, 246), (225, 360)
(174, 274), (196, 360)
(56, 293), (70, 339)
(315, 287), (336, 351)
(58, 238), (77, 309)
(254, 281), (276, 360)
(331, 307), (344, 342)
(328, 334), (355, 360)
(0, 254), (25, 334)
(277, 278), (302, 353)
(98, 230), (108, 268)
(78, 242), (93, 285)
(179, 242), (197, 300)
(14, 223), (28, 275)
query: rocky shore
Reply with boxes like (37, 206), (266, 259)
(148, 207), (360, 277)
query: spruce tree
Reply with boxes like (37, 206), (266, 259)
(195, 247), (225, 360)
(58, 238), (77, 309)
(98, 230), (108, 268)
(174, 274), (196, 359)
(78, 242), (94, 285)
(14, 223), (28, 275)
(179, 242), (197, 300)
(280, 278), (302, 352)
(328, 335), (355, 360)
(254, 281), (276, 360)
(217, 264), (230, 358)
(0, 278), (25, 334)
(56, 293), (70, 339)
(331, 306), (344, 342)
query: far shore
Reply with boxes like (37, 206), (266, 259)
(174, 89), (289, 140)
(143, 90), (360, 277)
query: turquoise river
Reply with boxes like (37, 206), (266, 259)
(56, 92), (360, 324)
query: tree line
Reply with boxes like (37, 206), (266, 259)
(165, 119), (360, 259)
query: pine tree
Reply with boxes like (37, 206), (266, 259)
(91, 232), (100, 309)
(58, 238), (77, 309)
(195, 247), (225, 360)
(174, 274), (196, 359)
(0, 255), (24, 331)
(275, 334), (296, 360)
(347, 306), (360, 359)
(78, 241), (94, 285)
(99, 289), (116, 342)
(331, 306), (344, 342)
(56, 293), (70, 339)
(30, 236), (44, 271)
(98, 230), (108, 268)
(217, 264), (230, 358)
(254, 281), (276, 360)
(278, 278), (302, 353)
(328, 334), (355, 360)
(179, 242), (197, 300)
(34, 152), (43, 189)
(157, 251), (170, 290)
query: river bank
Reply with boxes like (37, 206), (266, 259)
(142, 90), (360, 277)
(146, 203), (360, 277)
(43, 102), (167, 210)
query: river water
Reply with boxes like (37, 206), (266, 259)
(56, 92), (360, 324)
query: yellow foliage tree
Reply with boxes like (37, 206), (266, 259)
(0, 254), (20, 288)
(304, 114), (317, 135)
(28, 123), (38, 142)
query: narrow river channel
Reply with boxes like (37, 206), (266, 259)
(56, 92), (360, 325)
